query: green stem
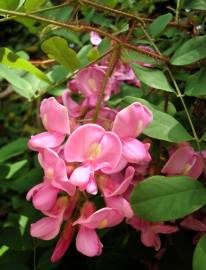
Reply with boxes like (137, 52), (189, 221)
(0, 8), (167, 62)
(166, 68), (200, 149)
(93, 46), (119, 122)
(141, 25), (200, 149)
(175, 0), (181, 24)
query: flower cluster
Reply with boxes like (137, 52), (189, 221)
(27, 33), (206, 263)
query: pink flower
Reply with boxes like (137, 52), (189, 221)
(28, 98), (70, 151)
(68, 66), (112, 106)
(90, 31), (102, 46)
(30, 196), (69, 240)
(40, 97), (70, 134)
(39, 148), (76, 196)
(127, 215), (178, 250)
(161, 145), (204, 179)
(180, 214), (206, 243)
(112, 102), (152, 164)
(73, 202), (123, 256)
(64, 124), (122, 194)
(26, 182), (59, 212)
(100, 166), (135, 218)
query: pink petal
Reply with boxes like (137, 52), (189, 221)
(64, 124), (104, 162)
(51, 222), (73, 263)
(30, 216), (62, 240)
(104, 166), (135, 197)
(112, 102), (153, 138)
(28, 132), (65, 151)
(40, 148), (76, 196)
(32, 184), (59, 212)
(69, 165), (91, 190)
(95, 131), (122, 170)
(161, 146), (204, 179)
(180, 216), (206, 232)
(105, 196), (133, 218)
(62, 91), (82, 118)
(86, 173), (98, 195)
(122, 138), (151, 163)
(74, 207), (123, 229)
(141, 231), (161, 250)
(40, 97), (70, 134)
(90, 31), (102, 45)
(76, 226), (103, 257)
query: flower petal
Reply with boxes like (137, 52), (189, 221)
(76, 226), (103, 257)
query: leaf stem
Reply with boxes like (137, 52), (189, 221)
(140, 25), (200, 149)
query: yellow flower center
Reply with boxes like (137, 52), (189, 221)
(88, 143), (101, 160)
(98, 219), (108, 229)
(46, 168), (54, 179)
(88, 79), (97, 92)
(182, 163), (192, 175)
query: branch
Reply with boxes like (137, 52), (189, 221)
(0, 8), (168, 62)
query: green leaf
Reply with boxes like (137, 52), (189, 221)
(0, 48), (50, 83)
(185, 0), (206, 10)
(148, 13), (173, 37)
(171, 35), (206, 65)
(131, 176), (206, 221)
(0, 0), (19, 9)
(0, 138), (28, 163)
(24, 0), (46, 12)
(41, 36), (80, 72)
(193, 234), (206, 270)
(122, 49), (158, 65)
(121, 97), (192, 142)
(202, 131), (206, 141)
(131, 64), (174, 92)
(0, 64), (35, 99)
(5, 160), (28, 179)
(185, 68), (206, 97)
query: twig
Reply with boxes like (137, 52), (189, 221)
(0, 8), (168, 62)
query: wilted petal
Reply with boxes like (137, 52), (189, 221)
(180, 216), (206, 232)
(51, 221), (73, 263)
(76, 226), (103, 257)
(40, 97), (70, 134)
(141, 231), (161, 250)
(112, 102), (153, 138)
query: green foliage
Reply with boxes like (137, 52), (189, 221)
(131, 64), (174, 92)
(131, 175), (206, 221)
(0, 48), (50, 83)
(41, 36), (81, 72)
(171, 35), (206, 65)
(121, 97), (193, 142)
(193, 234), (206, 270)
(148, 13), (173, 37)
